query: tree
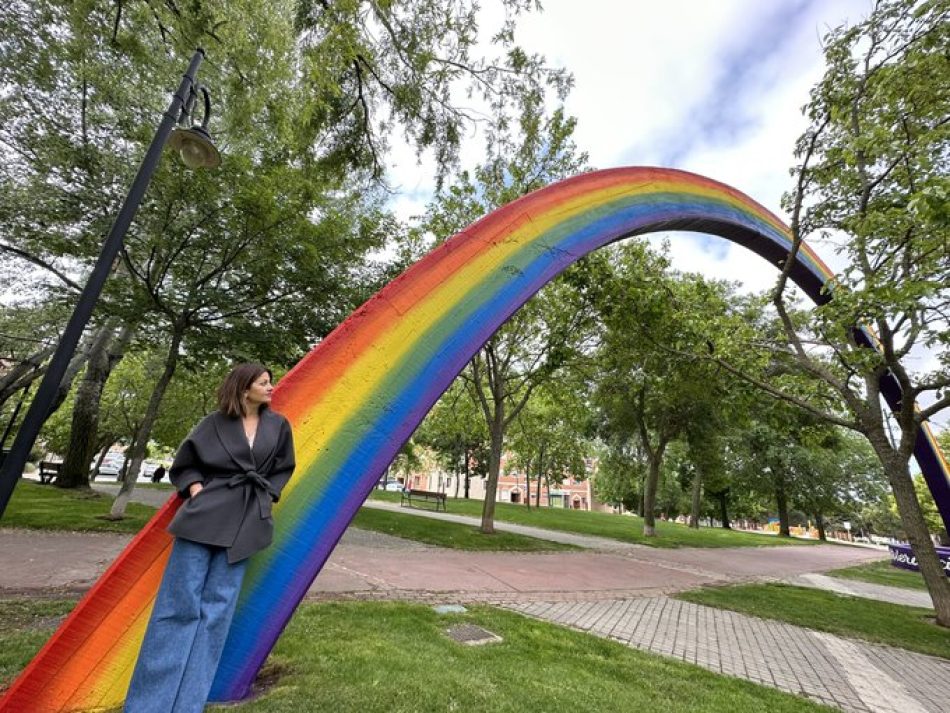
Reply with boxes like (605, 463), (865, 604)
(709, 0), (950, 624)
(0, 0), (570, 505)
(414, 381), (489, 498)
(592, 243), (747, 537)
(419, 105), (593, 533)
(57, 322), (133, 488)
(508, 379), (593, 509)
(793, 426), (889, 541)
(593, 439), (646, 514)
(465, 275), (596, 531)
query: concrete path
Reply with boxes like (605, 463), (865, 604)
(786, 573), (934, 609)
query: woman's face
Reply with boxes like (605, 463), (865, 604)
(245, 372), (273, 411)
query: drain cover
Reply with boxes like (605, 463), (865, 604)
(445, 624), (502, 646)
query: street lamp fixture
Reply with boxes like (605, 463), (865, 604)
(0, 48), (219, 517)
(168, 84), (221, 169)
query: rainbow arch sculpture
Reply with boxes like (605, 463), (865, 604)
(3, 167), (948, 712)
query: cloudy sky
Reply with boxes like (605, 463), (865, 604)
(387, 0), (871, 292)
(385, 0), (947, 431)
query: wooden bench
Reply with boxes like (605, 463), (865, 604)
(39, 461), (62, 484)
(400, 488), (447, 512)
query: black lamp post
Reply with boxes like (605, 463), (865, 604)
(0, 48), (220, 517)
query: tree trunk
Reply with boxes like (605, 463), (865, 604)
(47, 335), (97, 420)
(814, 512), (827, 541)
(109, 329), (182, 519)
(0, 384), (33, 450)
(463, 448), (471, 499)
(0, 344), (54, 408)
(536, 443), (544, 507)
(689, 468), (702, 529)
(56, 327), (113, 489)
(707, 488), (731, 529)
(881, 451), (950, 627)
(524, 466), (531, 510)
(775, 479), (791, 537)
(58, 324), (131, 488)
(642, 456), (662, 537)
(90, 438), (116, 480)
(480, 413), (504, 534)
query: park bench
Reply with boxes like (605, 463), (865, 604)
(400, 488), (447, 512)
(39, 461), (61, 484)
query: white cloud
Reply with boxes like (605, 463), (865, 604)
(386, 0), (872, 249)
(380, 0), (947, 434)
(384, 0), (874, 296)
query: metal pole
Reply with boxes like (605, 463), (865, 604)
(0, 49), (206, 516)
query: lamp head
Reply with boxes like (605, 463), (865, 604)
(168, 125), (221, 169)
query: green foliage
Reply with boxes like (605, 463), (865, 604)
(589, 242), (755, 529)
(593, 438), (645, 512)
(413, 380), (490, 488)
(291, 0), (572, 185)
(727, 395), (888, 530)
(771, 0), (949, 444)
(507, 368), (595, 495)
(0, 0), (569, 419)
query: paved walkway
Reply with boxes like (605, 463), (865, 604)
(362, 500), (919, 610)
(8, 486), (943, 713)
(786, 572), (934, 609)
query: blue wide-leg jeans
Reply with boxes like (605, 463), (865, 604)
(124, 538), (247, 713)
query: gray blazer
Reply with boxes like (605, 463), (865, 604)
(167, 409), (295, 563)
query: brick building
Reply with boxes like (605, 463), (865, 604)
(393, 449), (613, 512)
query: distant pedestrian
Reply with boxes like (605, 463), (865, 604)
(123, 363), (296, 713)
(150, 465), (166, 483)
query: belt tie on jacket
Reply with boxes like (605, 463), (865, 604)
(227, 470), (278, 519)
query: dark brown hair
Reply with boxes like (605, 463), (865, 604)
(217, 363), (272, 418)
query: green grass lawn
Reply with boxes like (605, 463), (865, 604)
(0, 598), (75, 688)
(677, 583), (950, 659)
(3, 481), (157, 533)
(829, 559), (930, 591)
(351, 508), (577, 552)
(0, 598), (834, 712)
(369, 491), (818, 549)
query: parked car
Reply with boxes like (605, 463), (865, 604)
(92, 454), (126, 478)
(383, 481), (405, 492)
(141, 461), (161, 478)
(96, 462), (121, 477)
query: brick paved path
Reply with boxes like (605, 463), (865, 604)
(502, 597), (949, 713)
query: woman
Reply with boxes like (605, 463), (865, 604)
(124, 363), (295, 713)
